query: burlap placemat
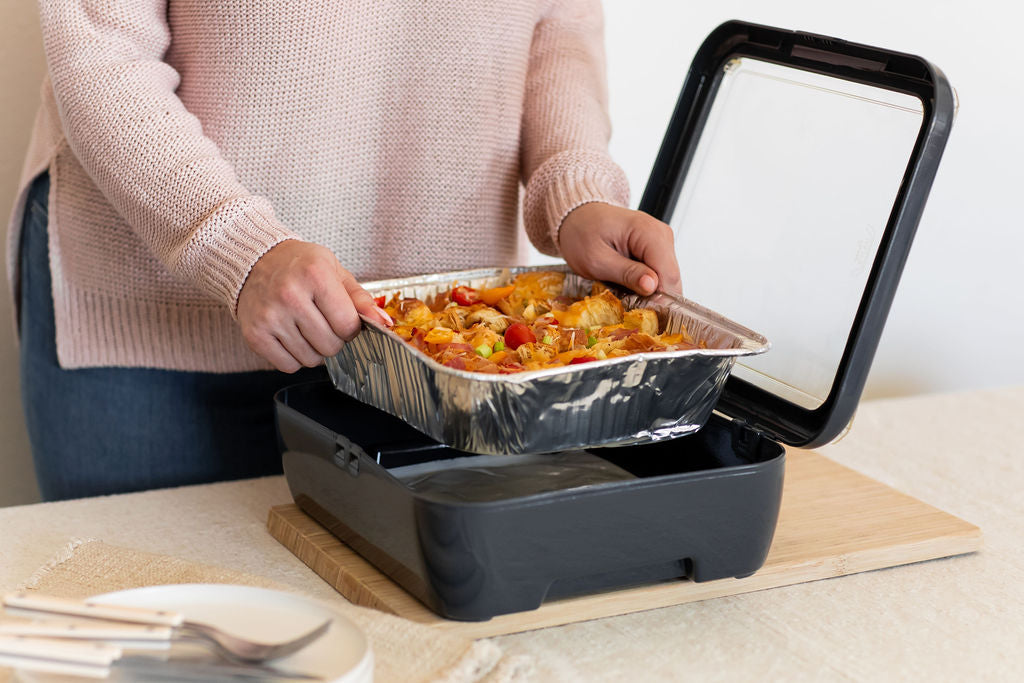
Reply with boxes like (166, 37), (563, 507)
(3, 539), (531, 683)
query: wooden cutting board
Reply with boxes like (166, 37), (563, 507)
(267, 448), (981, 639)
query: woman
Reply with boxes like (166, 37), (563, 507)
(9, 0), (681, 500)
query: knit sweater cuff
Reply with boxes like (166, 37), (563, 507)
(523, 149), (631, 257)
(183, 197), (299, 316)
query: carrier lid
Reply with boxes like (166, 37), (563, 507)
(640, 21), (955, 448)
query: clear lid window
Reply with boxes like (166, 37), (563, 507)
(670, 57), (924, 409)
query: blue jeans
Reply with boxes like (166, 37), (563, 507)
(18, 173), (325, 501)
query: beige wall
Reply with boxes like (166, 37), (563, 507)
(0, 4), (44, 506)
(602, 1), (1024, 401)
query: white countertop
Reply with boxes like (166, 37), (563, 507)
(2, 385), (1022, 680)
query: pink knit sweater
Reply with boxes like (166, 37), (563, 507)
(8, 0), (629, 372)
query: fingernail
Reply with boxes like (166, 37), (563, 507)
(376, 306), (394, 327)
(639, 274), (657, 294)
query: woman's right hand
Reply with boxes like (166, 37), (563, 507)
(237, 240), (392, 372)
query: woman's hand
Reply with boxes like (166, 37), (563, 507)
(558, 202), (682, 296)
(237, 240), (392, 372)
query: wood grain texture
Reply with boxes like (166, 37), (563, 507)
(267, 448), (982, 639)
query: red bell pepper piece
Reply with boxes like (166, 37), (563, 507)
(451, 286), (480, 306)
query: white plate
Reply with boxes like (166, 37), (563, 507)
(15, 584), (373, 682)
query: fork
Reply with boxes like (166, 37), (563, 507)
(2, 592), (331, 663)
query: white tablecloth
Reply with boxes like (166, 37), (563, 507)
(2, 386), (1022, 680)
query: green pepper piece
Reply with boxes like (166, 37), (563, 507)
(541, 334), (553, 345)
(493, 340), (505, 352)
(587, 335), (598, 348)
(475, 344), (493, 358)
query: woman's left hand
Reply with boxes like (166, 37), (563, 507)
(558, 202), (683, 296)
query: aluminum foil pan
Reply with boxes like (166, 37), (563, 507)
(325, 265), (769, 455)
